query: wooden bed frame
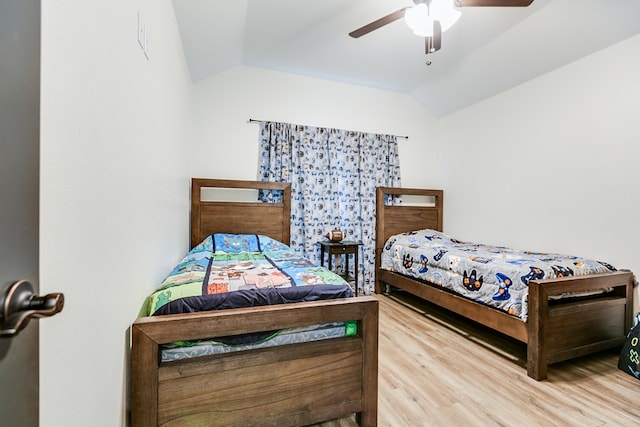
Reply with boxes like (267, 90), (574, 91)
(131, 179), (379, 426)
(375, 186), (635, 381)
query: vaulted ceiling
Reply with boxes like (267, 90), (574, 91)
(172, 0), (640, 117)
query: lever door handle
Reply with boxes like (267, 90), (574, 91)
(0, 280), (64, 337)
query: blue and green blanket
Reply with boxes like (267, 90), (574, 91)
(143, 234), (352, 317)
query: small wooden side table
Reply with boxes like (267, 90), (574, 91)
(318, 240), (361, 296)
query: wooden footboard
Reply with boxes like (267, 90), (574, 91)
(527, 270), (634, 380)
(131, 296), (378, 426)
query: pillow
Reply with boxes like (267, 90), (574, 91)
(257, 235), (290, 251)
(213, 233), (261, 253)
(212, 233), (290, 253)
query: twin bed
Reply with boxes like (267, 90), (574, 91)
(131, 179), (379, 426)
(131, 178), (635, 426)
(375, 186), (635, 381)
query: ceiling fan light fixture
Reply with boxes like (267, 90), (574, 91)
(404, 0), (461, 37)
(431, 0), (461, 32)
(404, 4), (434, 36)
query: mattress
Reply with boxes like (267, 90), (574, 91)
(161, 321), (357, 362)
(381, 229), (617, 321)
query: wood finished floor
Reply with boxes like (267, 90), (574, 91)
(315, 292), (640, 427)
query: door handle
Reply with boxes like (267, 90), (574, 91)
(0, 280), (64, 337)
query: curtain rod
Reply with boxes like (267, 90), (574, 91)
(248, 118), (408, 140)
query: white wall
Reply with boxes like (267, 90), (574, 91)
(40, 1), (192, 425)
(36, 2), (640, 423)
(438, 34), (640, 297)
(191, 66), (439, 188)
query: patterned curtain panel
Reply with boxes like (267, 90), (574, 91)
(258, 121), (401, 295)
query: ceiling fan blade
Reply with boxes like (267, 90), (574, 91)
(349, 8), (408, 38)
(456, 0), (533, 6)
(425, 20), (442, 54)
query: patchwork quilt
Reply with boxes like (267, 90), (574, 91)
(143, 233), (353, 317)
(381, 229), (617, 321)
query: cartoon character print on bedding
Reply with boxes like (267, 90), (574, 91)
(221, 234), (252, 252)
(462, 269), (483, 291)
(402, 253), (414, 269)
(381, 229), (618, 321)
(551, 265), (574, 277)
(146, 238), (213, 314)
(492, 273), (513, 301)
(208, 252), (289, 292)
(205, 235), (296, 297)
(263, 250), (346, 286)
(145, 234), (348, 316)
(419, 255), (429, 274)
(520, 266), (545, 284)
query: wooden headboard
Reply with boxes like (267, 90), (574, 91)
(375, 187), (443, 281)
(190, 178), (291, 248)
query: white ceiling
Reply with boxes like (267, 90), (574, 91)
(172, 0), (640, 117)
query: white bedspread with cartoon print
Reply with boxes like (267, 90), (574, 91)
(380, 229), (617, 321)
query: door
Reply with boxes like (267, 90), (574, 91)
(0, 0), (41, 426)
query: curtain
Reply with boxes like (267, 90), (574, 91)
(257, 121), (401, 295)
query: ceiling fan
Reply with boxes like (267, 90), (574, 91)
(349, 0), (534, 64)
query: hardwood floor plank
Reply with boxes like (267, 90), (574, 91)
(315, 293), (640, 426)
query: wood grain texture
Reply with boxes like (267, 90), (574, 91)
(317, 294), (640, 427)
(190, 178), (291, 248)
(130, 179), (377, 426)
(158, 342), (362, 425)
(374, 187), (635, 380)
(131, 297), (379, 427)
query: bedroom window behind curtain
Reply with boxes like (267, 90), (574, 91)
(257, 121), (401, 295)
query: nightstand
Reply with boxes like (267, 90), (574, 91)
(318, 240), (361, 296)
